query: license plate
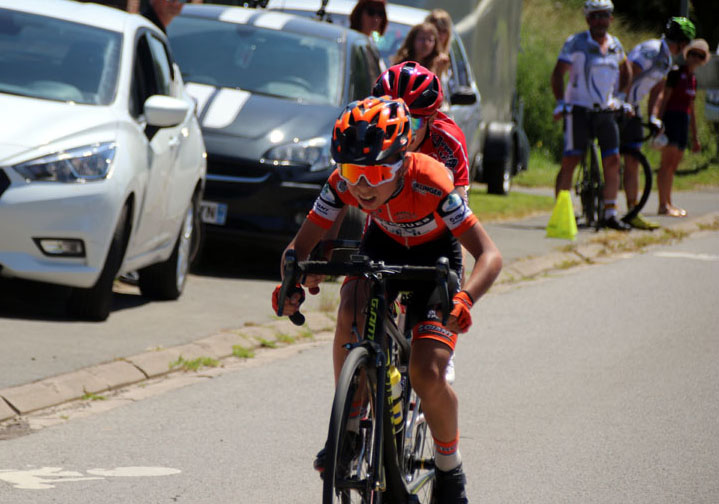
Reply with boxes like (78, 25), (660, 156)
(200, 201), (227, 225)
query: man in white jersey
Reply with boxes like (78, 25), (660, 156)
(619, 17), (696, 230)
(551, 0), (631, 230)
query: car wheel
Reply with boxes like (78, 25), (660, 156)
(138, 194), (196, 300)
(67, 204), (129, 322)
(486, 144), (514, 195)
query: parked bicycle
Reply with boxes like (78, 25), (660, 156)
(277, 240), (459, 504)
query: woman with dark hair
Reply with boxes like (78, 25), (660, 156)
(392, 22), (444, 77)
(349, 0), (388, 37)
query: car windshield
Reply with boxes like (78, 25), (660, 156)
(0, 8), (121, 105)
(168, 16), (343, 105)
(282, 9), (410, 64)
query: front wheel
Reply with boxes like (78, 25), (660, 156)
(323, 347), (383, 504)
(138, 194), (197, 300)
(67, 204), (129, 321)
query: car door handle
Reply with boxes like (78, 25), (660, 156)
(168, 136), (180, 147)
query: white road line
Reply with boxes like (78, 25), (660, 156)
(654, 251), (719, 262)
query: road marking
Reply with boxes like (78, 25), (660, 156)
(654, 251), (719, 262)
(0, 466), (180, 490)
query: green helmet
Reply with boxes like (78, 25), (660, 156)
(665, 17), (696, 43)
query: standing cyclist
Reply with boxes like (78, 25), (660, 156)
(274, 96), (502, 503)
(551, 0), (632, 230)
(619, 17), (696, 230)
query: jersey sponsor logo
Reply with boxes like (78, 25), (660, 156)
(416, 323), (454, 340)
(411, 181), (443, 197)
(336, 179), (348, 193)
(440, 192), (463, 213)
(375, 215), (437, 238)
(430, 134), (459, 169)
(319, 183), (337, 205)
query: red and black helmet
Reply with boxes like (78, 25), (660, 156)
(331, 96), (411, 165)
(372, 61), (443, 117)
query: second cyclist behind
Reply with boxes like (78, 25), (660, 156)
(618, 17), (696, 230)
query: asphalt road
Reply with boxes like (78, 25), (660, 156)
(0, 189), (717, 391)
(0, 231), (717, 503)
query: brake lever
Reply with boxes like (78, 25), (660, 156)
(278, 250), (306, 326)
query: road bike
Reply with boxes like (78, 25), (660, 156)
(571, 106), (654, 230)
(277, 240), (459, 504)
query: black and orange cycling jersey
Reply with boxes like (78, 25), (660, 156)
(308, 152), (478, 248)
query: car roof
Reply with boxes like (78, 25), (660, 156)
(264, 0), (429, 27)
(0, 0), (154, 33)
(180, 4), (364, 42)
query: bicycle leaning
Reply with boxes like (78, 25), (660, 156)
(277, 240), (459, 504)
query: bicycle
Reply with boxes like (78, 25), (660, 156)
(568, 105), (653, 230)
(276, 240), (459, 504)
(616, 108), (655, 224)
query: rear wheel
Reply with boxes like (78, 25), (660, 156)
(324, 347), (382, 504)
(67, 204), (129, 321)
(620, 148), (652, 222)
(138, 195), (197, 300)
(399, 392), (435, 503)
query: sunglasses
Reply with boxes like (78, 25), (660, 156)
(364, 7), (384, 17)
(339, 159), (403, 187)
(687, 51), (706, 59)
(588, 11), (611, 20)
(410, 116), (427, 133)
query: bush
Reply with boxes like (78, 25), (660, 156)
(516, 27), (564, 161)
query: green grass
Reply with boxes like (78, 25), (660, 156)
(169, 355), (220, 372)
(469, 189), (555, 222)
(232, 344), (255, 359)
(81, 390), (106, 401)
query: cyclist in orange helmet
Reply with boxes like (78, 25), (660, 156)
(274, 96), (502, 503)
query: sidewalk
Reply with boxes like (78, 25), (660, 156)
(2, 190), (718, 423)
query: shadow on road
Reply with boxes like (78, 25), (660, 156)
(0, 241), (282, 322)
(190, 237), (282, 281)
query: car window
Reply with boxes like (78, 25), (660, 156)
(146, 34), (174, 96)
(130, 33), (161, 117)
(168, 16), (342, 106)
(0, 7), (121, 105)
(449, 38), (471, 89)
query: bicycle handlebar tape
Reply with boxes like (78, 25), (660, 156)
(546, 190), (577, 240)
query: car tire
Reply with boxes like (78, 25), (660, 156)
(138, 194), (197, 300)
(486, 154), (513, 195)
(67, 204), (129, 322)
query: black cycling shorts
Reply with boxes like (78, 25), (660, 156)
(564, 105), (620, 158)
(618, 114), (644, 150)
(358, 222), (462, 334)
(663, 110), (689, 151)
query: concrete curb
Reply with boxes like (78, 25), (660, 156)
(0, 312), (336, 422)
(1, 212), (717, 423)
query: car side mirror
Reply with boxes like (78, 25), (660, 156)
(449, 87), (477, 106)
(144, 95), (189, 128)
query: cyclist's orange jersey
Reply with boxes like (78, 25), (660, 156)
(308, 152), (478, 247)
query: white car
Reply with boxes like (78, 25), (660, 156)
(0, 0), (206, 321)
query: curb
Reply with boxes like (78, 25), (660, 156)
(2, 212), (718, 424)
(0, 312), (337, 422)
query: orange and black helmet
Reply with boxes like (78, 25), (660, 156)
(331, 96), (411, 165)
(372, 61), (443, 117)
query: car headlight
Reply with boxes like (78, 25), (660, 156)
(263, 136), (335, 173)
(13, 142), (116, 183)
